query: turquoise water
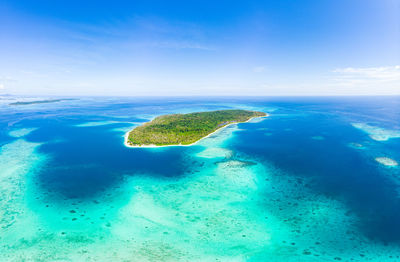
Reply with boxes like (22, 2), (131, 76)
(0, 96), (400, 261)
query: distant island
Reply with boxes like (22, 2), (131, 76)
(10, 98), (76, 106)
(125, 109), (267, 147)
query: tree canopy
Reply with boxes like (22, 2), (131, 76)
(127, 109), (266, 146)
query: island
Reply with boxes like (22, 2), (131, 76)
(9, 98), (76, 106)
(125, 109), (267, 147)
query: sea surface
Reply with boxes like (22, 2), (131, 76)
(0, 96), (399, 261)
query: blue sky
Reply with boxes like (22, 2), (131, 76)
(0, 0), (399, 96)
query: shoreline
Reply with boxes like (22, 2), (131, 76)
(124, 113), (269, 148)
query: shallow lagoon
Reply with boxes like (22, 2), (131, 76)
(0, 96), (400, 261)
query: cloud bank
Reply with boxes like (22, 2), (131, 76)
(331, 66), (400, 94)
(333, 66), (400, 81)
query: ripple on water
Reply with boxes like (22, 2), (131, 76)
(311, 136), (325, 140)
(352, 123), (400, 141)
(8, 128), (37, 138)
(348, 142), (365, 149)
(375, 157), (398, 167)
(75, 121), (126, 127)
(0, 138), (46, 256)
(196, 147), (233, 159)
(2, 122), (400, 261)
(112, 159), (272, 261)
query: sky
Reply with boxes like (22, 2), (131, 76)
(0, 0), (399, 96)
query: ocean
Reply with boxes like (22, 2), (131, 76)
(0, 96), (399, 261)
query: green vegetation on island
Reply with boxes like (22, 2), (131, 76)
(126, 109), (267, 146)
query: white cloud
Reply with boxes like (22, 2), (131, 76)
(0, 84), (5, 90)
(333, 65), (400, 82)
(253, 66), (266, 73)
(328, 65), (400, 95)
(66, 16), (215, 51)
(20, 71), (48, 78)
(148, 41), (214, 50)
(0, 76), (17, 82)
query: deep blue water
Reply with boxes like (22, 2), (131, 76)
(1, 96), (400, 247)
(233, 97), (400, 243)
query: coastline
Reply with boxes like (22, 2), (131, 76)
(124, 113), (269, 148)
